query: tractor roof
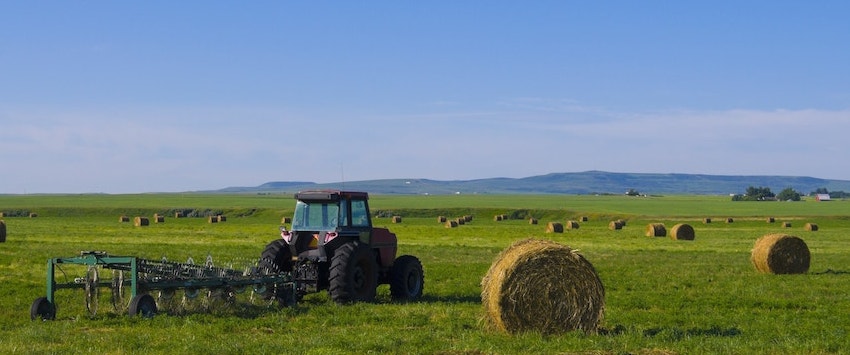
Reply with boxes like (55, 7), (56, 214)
(294, 190), (369, 201)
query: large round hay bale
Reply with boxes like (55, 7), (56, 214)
(445, 220), (458, 228)
(645, 223), (666, 237)
(154, 214), (165, 223)
(217, 215), (227, 222)
(616, 219), (627, 227)
(455, 217), (465, 225)
(528, 218), (538, 225)
(804, 223), (818, 231)
(782, 222), (792, 228)
(208, 216), (218, 223)
(0, 219), (6, 243)
(565, 220), (580, 230)
(725, 218), (734, 223)
(546, 222), (564, 233)
(391, 216), (402, 223)
(119, 215), (130, 223)
(608, 220), (623, 230)
(481, 239), (605, 335)
(669, 223), (695, 241)
(134, 217), (149, 227)
(766, 217), (775, 223)
(494, 215), (503, 221)
(703, 218), (712, 224)
(437, 216), (447, 223)
(751, 234), (810, 274)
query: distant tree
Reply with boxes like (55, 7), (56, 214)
(733, 186), (775, 201)
(813, 187), (829, 195)
(777, 187), (802, 201)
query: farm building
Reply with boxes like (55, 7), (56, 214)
(815, 194), (831, 201)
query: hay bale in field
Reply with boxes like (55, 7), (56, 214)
(0, 219), (6, 242)
(670, 223), (695, 241)
(616, 219), (627, 227)
(608, 221), (623, 230)
(528, 218), (538, 225)
(217, 215), (227, 222)
(281, 216), (292, 224)
(725, 218), (734, 223)
(208, 216), (218, 223)
(154, 214), (165, 223)
(750, 234), (810, 274)
(119, 215), (130, 223)
(580, 216), (588, 222)
(782, 222), (792, 228)
(767, 217), (775, 223)
(464, 215), (473, 222)
(494, 215), (503, 221)
(0, 212), (4, 217)
(546, 222), (564, 233)
(445, 220), (458, 228)
(565, 220), (580, 230)
(481, 238), (605, 335)
(456, 218), (465, 225)
(804, 223), (818, 231)
(134, 217), (149, 227)
(391, 216), (402, 223)
(29, 213), (38, 218)
(437, 216), (447, 223)
(645, 223), (666, 237)
(174, 212), (184, 218)
(703, 218), (712, 224)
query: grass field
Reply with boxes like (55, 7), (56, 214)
(1, 193), (849, 354)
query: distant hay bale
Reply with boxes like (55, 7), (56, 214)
(29, 213), (38, 218)
(281, 216), (292, 224)
(703, 218), (712, 224)
(154, 214), (165, 223)
(750, 234), (810, 274)
(391, 216), (402, 223)
(119, 215), (130, 223)
(217, 215), (227, 222)
(456, 218), (465, 225)
(174, 212), (184, 218)
(445, 220), (458, 228)
(208, 216), (218, 223)
(669, 223), (695, 241)
(565, 220), (580, 230)
(481, 238), (605, 335)
(464, 215), (473, 222)
(782, 222), (792, 228)
(437, 216), (447, 223)
(766, 217), (775, 223)
(616, 219), (627, 227)
(546, 222), (564, 233)
(0, 212), (4, 217)
(494, 215), (503, 222)
(528, 218), (538, 225)
(804, 223), (818, 231)
(580, 216), (588, 222)
(134, 217), (149, 227)
(0, 220), (6, 243)
(608, 221), (623, 230)
(645, 223), (666, 237)
(726, 218), (734, 223)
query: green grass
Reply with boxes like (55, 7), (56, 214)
(1, 194), (849, 354)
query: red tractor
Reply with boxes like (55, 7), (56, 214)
(259, 190), (424, 304)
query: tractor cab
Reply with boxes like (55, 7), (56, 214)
(282, 190), (374, 262)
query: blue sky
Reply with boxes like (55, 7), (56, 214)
(2, 1), (849, 193)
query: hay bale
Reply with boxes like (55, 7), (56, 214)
(608, 221), (623, 230)
(725, 218), (734, 223)
(464, 215), (473, 222)
(804, 223), (818, 231)
(528, 218), (538, 225)
(456, 218), (465, 225)
(703, 218), (712, 224)
(390, 216), (401, 223)
(134, 217), (149, 227)
(174, 212), (184, 218)
(546, 222), (564, 233)
(616, 219), (627, 227)
(29, 213), (38, 218)
(281, 216), (292, 224)
(208, 216), (218, 223)
(580, 216), (588, 222)
(645, 223), (666, 237)
(565, 220), (580, 230)
(481, 238), (605, 335)
(119, 215), (130, 223)
(0, 219), (6, 243)
(445, 220), (458, 228)
(766, 217), (775, 223)
(154, 214), (165, 223)
(782, 222), (792, 228)
(494, 215), (503, 221)
(217, 215), (227, 222)
(437, 216), (447, 223)
(669, 223), (695, 241)
(750, 234), (810, 274)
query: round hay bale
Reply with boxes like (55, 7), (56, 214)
(134, 217), (149, 227)
(154, 214), (165, 223)
(528, 218), (538, 225)
(391, 216), (402, 223)
(645, 223), (666, 237)
(0, 219), (6, 243)
(464, 215), (473, 222)
(445, 220), (458, 228)
(608, 221), (623, 230)
(208, 216), (218, 223)
(766, 217), (775, 223)
(669, 223), (695, 241)
(281, 216), (292, 224)
(119, 215), (130, 223)
(437, 216), (447, 223)
(580, 216), (589, 222)
(616, 219), (627, 227)
(217, 215), (227, 222)
(726, 218), (734, 223)
(804, 223), (818, 231)
(750, 234), (810, 274)
(565, 220), (580, 230)
(29, 213), (38, 218)
(481, 239), (605, 335)
(456, 218), (465, 225)
(546, 222), (564, 233)
(782, 222), (792, 228)
(174, 212), (184, 218)
(703, 218), (712, 224)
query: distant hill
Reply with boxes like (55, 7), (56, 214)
(214, 171), (850, 195)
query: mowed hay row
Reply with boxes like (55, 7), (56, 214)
(751, 234), (810, 274)
(608, 220), (623, 230)
(0, 219), (6, 242)
(805, 223), (819, 231)
(481, 238), (605, 335)
(546, 222), (564, 233)
(669, 223), (695, 241)
(134, 217), (149, 227)
(645, 223), (666, 237)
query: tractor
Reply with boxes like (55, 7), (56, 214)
(259, 190), (424, 304)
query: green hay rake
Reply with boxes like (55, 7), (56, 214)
(30, 251), (295, 320)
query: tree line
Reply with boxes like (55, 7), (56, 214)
(732, 186), (849, 201)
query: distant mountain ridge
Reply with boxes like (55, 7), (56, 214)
(215, 171), (850, 195)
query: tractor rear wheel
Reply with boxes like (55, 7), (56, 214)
(259, 239), (292, 273)
(328, 242), (378, 303)
(390, 255), (424, 301)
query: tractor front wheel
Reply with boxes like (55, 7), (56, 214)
(328, 242), (378, 303)
(258, 239), (293, 273)
(390, 255), (424, 301)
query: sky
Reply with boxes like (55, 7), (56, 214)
(2, 1), (849, 194)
